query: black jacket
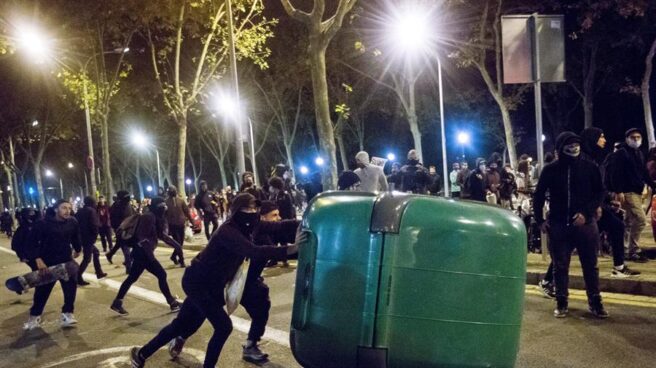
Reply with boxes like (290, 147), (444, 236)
(248, 219), (299, 284)
(534, 132), (604, 226)
(606, 144), (656, 194)
(11, 224), (33, 261)
(467, 169), (487, 202)
(110, 200), (135, 230)
(271, 190), (296, 220)
(185, 219), (289, 304)
(135, 211), (182, 262)
(196, 190), (218, 216)
(75, 205), (100, 245)
(400, 161), (430, 193)
(27, 216), (82, 265)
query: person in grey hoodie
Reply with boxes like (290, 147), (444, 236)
(354, 151), (388, 192)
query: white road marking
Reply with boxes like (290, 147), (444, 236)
(36, 345), (207, 368)
(0, 245), (291, 347)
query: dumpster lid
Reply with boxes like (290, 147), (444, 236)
(370, 192), (413, 234)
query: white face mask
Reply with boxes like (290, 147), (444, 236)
(563, 143), (581, 157)
(627, 138), (642, 149)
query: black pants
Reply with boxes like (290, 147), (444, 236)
(30, 263), (78, 316)
(116, 248), (173, 302)
(169, 224), (186, 264)
(78, 243), (104, 278)
(107, 231), (132, 272)
(203, 216), (218, 240)
(549, 222), (602, 308)
(597, 207), (625, 267)
(140, 284), (232, 368)
(99, 226), (113, 252)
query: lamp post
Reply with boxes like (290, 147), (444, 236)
(130, 130), (162, 189)
(225, 0), (246, 176)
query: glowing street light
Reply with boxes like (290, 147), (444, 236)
(387, 153), (396, 162)
(32, 120), (39, 127)
(45, 169), (54, 177)
(67, 162), (74, 169)
(213, 90), (254, 183)
(185, 178), (192, 185)
(14, 22), (54, 64)
(315, 157), (325, 166)
(130, 129), (161, 189)
(456, 131), (470, 160)
(146, 185), (153, 193)
(299, 166), (309, 175)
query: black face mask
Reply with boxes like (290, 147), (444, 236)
(408, 159), (419, 165)
(233, 211), (260, 232)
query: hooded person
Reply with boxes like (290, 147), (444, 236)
(466, 158), (488, 202)
(580, 127), (607, 166)
(240, 172), (266, 200)
(268, 176), (295, 220)
(131, 193), (304, 367)
(11, 208), (41, 267)
(165, 185), (193, 266)
(195, 180), (219, 240)
(110, 196), (184, 316)
(106, 190), (135, 271)
(338, 170), (361, 191)
(353, 151), (388, 192)
(533, 131), (608, 319)
(75, 196), (107, 285)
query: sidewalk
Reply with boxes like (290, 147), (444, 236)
(527, 229), (656, 297)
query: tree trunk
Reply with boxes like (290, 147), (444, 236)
(582, 44), (598, 129)
(177, 116), (188, 197)
(643, 36), (656, 148)
(308, 41), (338, 189)
(1, 151), (15, 211)
(8, 137), (22, 207)
(100, 115), (114, 199)
(407, 79), (424, 163)
(135, 159), (144, 200)
(34, 159), (45, 209)
(335, 121), (350, 171)
(284, 143), (295, 180)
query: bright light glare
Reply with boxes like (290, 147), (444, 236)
(51, 198), (56, 204)
(387, 7), (433, 55)
(185, 178), (192, 185)
(541, 134), (546, 142)
(146, 185), (153, 192)
(45, 169), (54, 177)
(457, 132), (470, 145)
(387, 153), (396, 161)
(130, 130), (150, 149)
(67, 162), (74, 169)
(32, 120), (39, 127)
(299, 166), (309, 175)
(315, 157), (325, 166)
(75, 196), (81, 202)
(16, 23), (53, 64)
(214, 91), (240, 118)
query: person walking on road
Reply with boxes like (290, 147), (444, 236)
(130, 193), (302, 368)
(165, 186), (193, 267)
(97, 195), (113, 253)
(353, 151), (388, 192)
(75, 196), (107, 285)
(11, 208), (41, 269)
(196, 181), (219, 240)
(23, 199), (82, 330)
(534, 131), (608, 319)
(110, 197), (183, 316)
(106, 190), (135, 273)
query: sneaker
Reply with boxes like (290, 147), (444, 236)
(60, 313), (78, 328)
(96, 272), (108, 280)
(627, 253), (649, 263)
(589, 305), (610, 319)
(553, 307), (569, 318)
(169, 299), (182, 313)
(538, 280), (556, 299)
(77, 279), (90, 286)
(242, 343), (269, 363)
(23, 315), (42, 330)
(611, 266), (641, 278)
(130, 347), (145, 368)
(111, 299), (129, 315)
(169, 255), (179, 265)
(168, 337), (186, 359)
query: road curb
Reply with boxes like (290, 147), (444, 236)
(526, 271), (656, 297)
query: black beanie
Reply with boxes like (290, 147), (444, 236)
(229, 193), (261, 215)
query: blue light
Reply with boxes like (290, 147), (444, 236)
(315, 157), (325, 166)
(28, 187), (34, 195)
(299, 166), (309, 175)
(387, 153), (396, 161)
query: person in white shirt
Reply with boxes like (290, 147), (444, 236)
(354, 151), (388, 192)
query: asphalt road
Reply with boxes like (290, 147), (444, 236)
(0, 237), (654, 368)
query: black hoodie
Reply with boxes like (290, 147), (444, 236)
(27, 215), (82, 265)
(606, 141), (656, 194)
(534, 132), (604, 226)
(580, 127), (606, 166)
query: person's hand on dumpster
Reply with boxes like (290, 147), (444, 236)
(287, 230), (309, 255)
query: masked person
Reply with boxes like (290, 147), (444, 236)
(400, 149), (430, 193)
(268, 177), (295, 220)
(240, 172), (266, 200)
(466, 158), (488, 202)
(107, 190), (135, 273)
(165, 186), (193, 267)
(534, 132), (608, 319)
(130, 193), (302, 368)
(97, 195), (113, 252)
(196, 181), (219, 240)
(11, 208), (42, 269)
(23, 200), (82, 330)
(75, 197), (107, 285)
(110, 197), (183, 315)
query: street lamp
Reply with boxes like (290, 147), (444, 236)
(185, 178), (192, 195)
(32, 120), (39, 127)
(299, 166), (309, 175)
(387, 153), (396, 162)
(386, 4), (450, 197)
(456, 131), (470, 160)
(14, 22), (54, 64)
(146, 185), (153, 193)
(315, 157), (325, 167)
(45, 169), (54, 177)
(44, 169), (64, 199)
(130, 129), (161, 189)
(67, 162), (74, 169)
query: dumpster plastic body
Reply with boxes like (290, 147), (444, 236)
(291, 192), (527, 368)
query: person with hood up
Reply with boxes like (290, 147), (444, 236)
(196, 181), (220, 240)
(485, 153), (502, 204)
(75, 196), (107, 285)
(534, 131), (608, 319)
(400, 149), (430, 193)
(240, 172), (266, 200)
(353, 151), (388, 192)
(338, 170), (361, 191)
(23, 199), (82, 330)
(11, 208), (41, 268)
(130, 193), (303, 368)
(605, 128), (655, 263)
(165, 186), (193, 267)
(499, 164), (517, 209)
(110, 197), (183, 316)
(97, 195), (113, 252)
(466, 158), (489, 202)
(106, 190), (135, 272)
(268, 177), (295, 220)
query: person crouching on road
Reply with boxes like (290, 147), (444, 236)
(23, 199), (82, 330)
(534, 132), (608, 319)
(110, 197), (183, 316)
(130, 193), (303, 368)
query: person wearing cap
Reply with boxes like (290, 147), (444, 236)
(106, 190), (135, 273)
(196, 181), (220, 240)
(75, 196), (107, 285)
(165, 186), (193, 267)
(466, 158), (489, 202)
(605, 128), (655, 263)
(353, 151), (388, 192)
(400, 149), (430, 193)
(23, 199), (82, 330)
(534, 131), (608, 319)
(130, 193), (303, 368)
(110, 197), (183, 316)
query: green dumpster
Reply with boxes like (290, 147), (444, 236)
(291, 192), (527, 368)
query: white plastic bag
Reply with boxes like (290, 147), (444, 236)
(224, 259), (250, 315)
(184, 226), (193, 242)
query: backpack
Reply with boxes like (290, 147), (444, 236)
(116, 214), (141, 247)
